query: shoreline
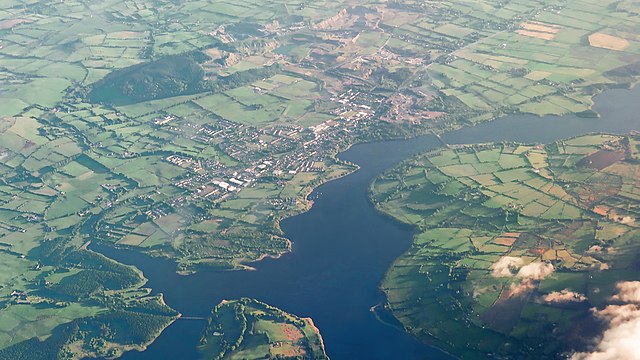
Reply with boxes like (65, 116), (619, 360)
(87, 85), (640, 360)
(370, 131), (638, 357)
(95, 81), (638, 276)
(303, 317), (330, 360)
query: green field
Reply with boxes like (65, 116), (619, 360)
(372, 134), (640, 358)
(0, 0), (639, 357)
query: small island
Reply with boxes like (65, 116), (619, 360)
(198, 298), (328, 360)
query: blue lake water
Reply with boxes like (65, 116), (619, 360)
(95, 86), (640, 360)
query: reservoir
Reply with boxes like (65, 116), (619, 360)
(95, 86), (639, 360)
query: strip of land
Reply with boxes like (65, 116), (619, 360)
(372, 133), (640, 358)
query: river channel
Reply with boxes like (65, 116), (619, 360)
(94, 86), (639, 360)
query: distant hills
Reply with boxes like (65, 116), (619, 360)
(88, 53), (209, 105)
(88, 52), (280, 106)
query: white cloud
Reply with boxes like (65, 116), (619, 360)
(611, 281), (640, 303)
(491, 256), (523, 277)
(509, 279), (535, 297)
(543, 289), (587, 304)
(493, 260), (554, 298)
(516, 262), (554, 281)
(571, 281), (640, 360)
(571, 305), (640, 360)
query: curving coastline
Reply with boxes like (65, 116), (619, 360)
(95, 86), (639, 360)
